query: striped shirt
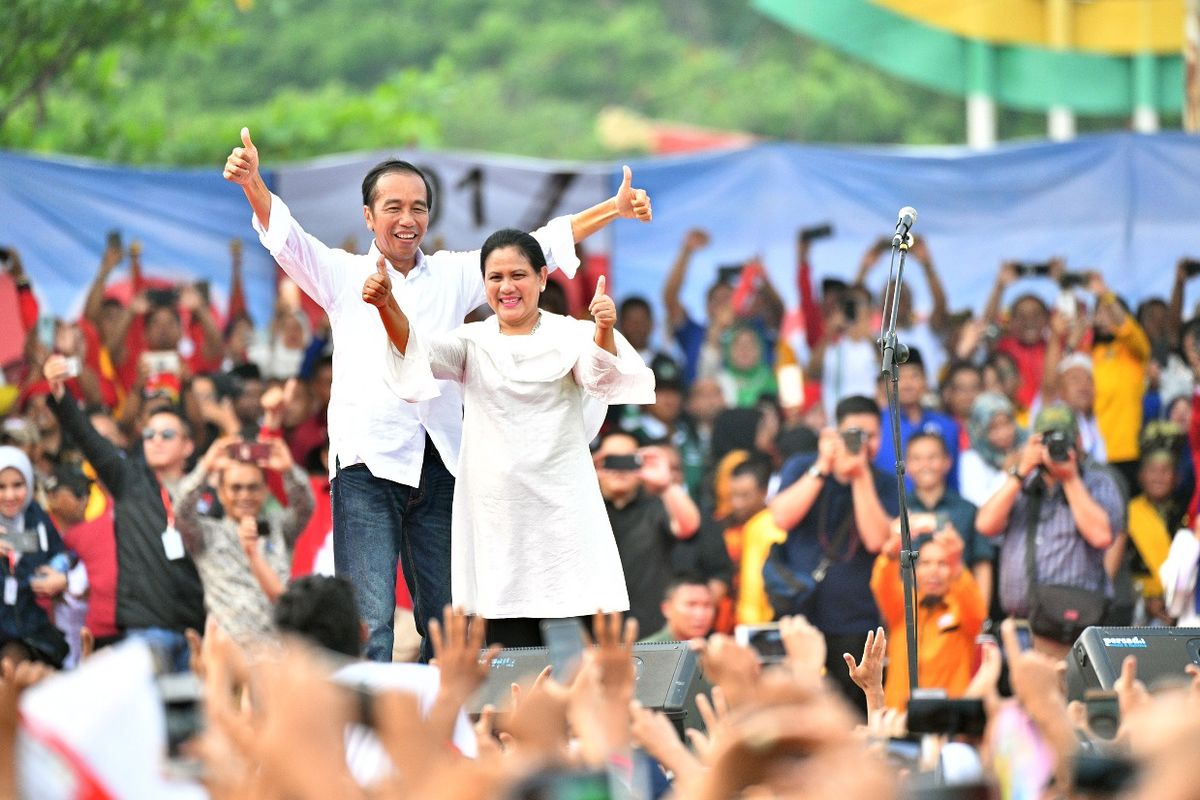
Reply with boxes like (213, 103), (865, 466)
(997, 465), (1125, 616)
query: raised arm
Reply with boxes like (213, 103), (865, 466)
(569, 165), (652, 242)
(909, 236), (950, 335)
(83, 242), (122, 326)
(662, 229), (709, 333)
(223, 127), (272, 229)
(43, 355), (128, 498)
(363, 258), (409, 353)
(770, 431), (837, 531)
(589, 276), (617, 356)
(982, 262), (1018, 328)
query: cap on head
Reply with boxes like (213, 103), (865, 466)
(1033, 405), (1078, 440)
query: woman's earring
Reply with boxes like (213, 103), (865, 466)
(540, 284), (546, 292)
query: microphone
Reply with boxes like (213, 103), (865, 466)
(893, 206), (917, 245)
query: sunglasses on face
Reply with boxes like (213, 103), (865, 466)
(142, 427), (181, 442)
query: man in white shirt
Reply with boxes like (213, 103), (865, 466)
(223, 128), (652, 661)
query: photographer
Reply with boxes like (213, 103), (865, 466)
(768, 395), (898, 710)
(175, 434), (314, 645)
(807, 284), (878, 423)
(975, 407), (1123, 652)
(597, 433), (700, 638)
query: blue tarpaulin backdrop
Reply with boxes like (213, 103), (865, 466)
(2, 132), (1199, 329)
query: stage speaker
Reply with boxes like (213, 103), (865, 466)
(467, 641), (708, 730)
(1066, 626), (1200, 701)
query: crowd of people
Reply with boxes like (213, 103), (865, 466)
(0, 130), (1199, 797)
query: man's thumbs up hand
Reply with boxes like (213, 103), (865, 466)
(362, 256), (393, 307)
(223, 126), (260, 186)
(589, 274), (615, 331)
(614, 165), (652, 223)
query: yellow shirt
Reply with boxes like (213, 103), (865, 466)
(1127, 495), (1175, 598)
(1092, 314), (1150, 464)
(735, 508), (788, 625)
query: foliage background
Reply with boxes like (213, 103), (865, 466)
(1, 0), (1140, 165)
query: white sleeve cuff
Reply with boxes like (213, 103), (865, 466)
(535, 215), (580, 278)
(251, 192), (293, 256)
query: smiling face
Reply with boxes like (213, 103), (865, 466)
(484, 245), (545, 332)
(219, 461), (267, 521)
(906, 435), (950, 494)
(140, 412), (193, 473)
(363, 171), (429, 269)
(0, 467), (28, 519)
(916, 539), (953, 598)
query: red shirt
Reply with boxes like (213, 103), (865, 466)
(995, 335), (1046, 409)
(57, 501), (119, 639)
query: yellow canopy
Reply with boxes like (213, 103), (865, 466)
(873, 0), (1184, 55)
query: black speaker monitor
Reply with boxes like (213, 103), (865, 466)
(467, 641), (707, 730)
(1066, 626), (1200, 701)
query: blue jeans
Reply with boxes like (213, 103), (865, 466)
(126, 627), (191, 674)
(331, 438), (453, 663)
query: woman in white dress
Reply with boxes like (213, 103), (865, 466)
(361, 229), (655, 646)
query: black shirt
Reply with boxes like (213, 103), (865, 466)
(606, 489), (675, 635)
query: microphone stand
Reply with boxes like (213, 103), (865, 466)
(879, 231), (919, 694)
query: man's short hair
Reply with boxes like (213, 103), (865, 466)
(361, 159), (434, 212)
(730, 455), (772, 490)
(906, 431), (949, 456)
(618, 296), (652, 318)
(274, 575), (362, 658)
(662, 571), (709, 603)
(940, 360), (981, 392)
(835, 395), (880, 423)
(148, 407), (193, 439)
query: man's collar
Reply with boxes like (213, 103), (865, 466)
(366, 243), (427, 277)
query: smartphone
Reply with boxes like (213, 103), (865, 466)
(1015, 261), (1051, 277)
(776, 364), (804, 409)
(0, 246), (11, 266)
(841, 297), (859, 322)
(799, 223), (834, 243)
(0, 530), (41, 554)
(106, 229), (122, 251)
(1012, 619), (1034, 652)
(735, 623), (787, 663)
(62, 356), (81, 378)
(540, 618), (586, 684)
(227, 441), (272, 463)
(601, 453), (642, 472)
(143, 350), (181, 376)
(144, 287), (179, 309)
(36, 316), (57, 349)
(1084, 689), (1120, 740)
(1183, 258), (1200, 278)
(194, 280), (211, 306)
(717, 264), (745, 285)
(1058, 271), (1088, 289)
(906, 696), (987, 737)
(158, 672), (203, 751)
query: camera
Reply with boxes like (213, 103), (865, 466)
(1043, 430), (1072, 462)
(840, 297), (859, 323)
(1183, 258), (1200, 278)
(1014, 261), (1051, 278)
(799, 223), (834, 243)
(841, 427), (866, 455)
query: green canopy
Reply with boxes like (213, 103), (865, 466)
(752, 0), (1183, 115)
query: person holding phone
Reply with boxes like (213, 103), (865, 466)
(0, 446), (70, 667)
(363, 229), (656, 648)
(174, 435), (314, 646)
(225, 128), (652, 662)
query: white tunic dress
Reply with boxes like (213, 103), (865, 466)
(383, 312), (655, 619)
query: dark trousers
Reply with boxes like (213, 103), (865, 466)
(484, 616), (595, 649)
(331, 438), (454, 663)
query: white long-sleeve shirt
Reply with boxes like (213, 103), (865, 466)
(383, 312), (655, 618)
(1160, 528), (1200, 626)
(253, 194), (578, 487)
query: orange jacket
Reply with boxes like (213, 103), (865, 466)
(870, 555), (987, 710)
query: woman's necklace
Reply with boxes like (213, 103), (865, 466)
(531, 311), (542, 334)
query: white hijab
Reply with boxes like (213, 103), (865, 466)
(0, 444), (34, 532)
